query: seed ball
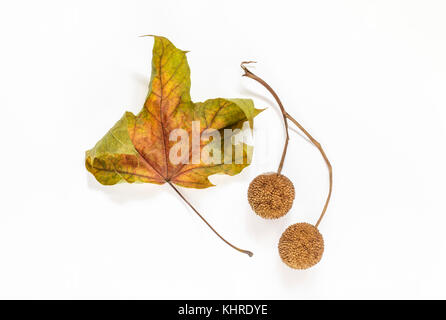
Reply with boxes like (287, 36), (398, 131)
(247, 173), (295, 219)
(278, 223), (324, 269)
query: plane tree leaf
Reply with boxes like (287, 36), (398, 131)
(86, 36), (262, 189)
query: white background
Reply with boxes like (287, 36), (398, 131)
(1, 0), (445, 299)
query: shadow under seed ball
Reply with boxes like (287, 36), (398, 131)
(248, 173), (295, 219)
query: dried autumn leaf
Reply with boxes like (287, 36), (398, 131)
(86, 36), (261, 189)
(85, 36), (262, 256)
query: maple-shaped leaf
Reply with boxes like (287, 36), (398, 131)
(86, 36), (262, 189)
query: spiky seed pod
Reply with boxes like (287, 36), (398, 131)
(278, 223), (324, 269)
(247, 173), (295, 219)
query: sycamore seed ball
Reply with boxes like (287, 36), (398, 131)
(278, 223), (324, 269)
(248, 173), (295, 219)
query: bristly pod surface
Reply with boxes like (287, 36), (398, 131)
(241, 62), (332, 269)
(247, 173), (295, 219)
(278, 223), (324, 269)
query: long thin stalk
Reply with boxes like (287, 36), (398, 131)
(168, 181), (253, 257)
(240, 62), (332, 227)
(284, 113), (332, 228)
(241, 62), (289, 174)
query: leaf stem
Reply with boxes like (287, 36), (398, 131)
(167, 181), (253, 257)
(240, 62), (332, 227)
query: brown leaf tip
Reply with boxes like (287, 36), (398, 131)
(247, 173), (295, 219)
(278, 223), (324, 270)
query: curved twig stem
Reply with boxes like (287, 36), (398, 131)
(240, 62), (332, 228)
(167, 181), (253, 257)
(241, 62), (289, 174)
(284, 113), (332, 228)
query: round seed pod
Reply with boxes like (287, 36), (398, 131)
(278, 223), (324, 269)
(247, 173), (295, 219)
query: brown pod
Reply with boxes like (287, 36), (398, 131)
(241, 61), (332, 269)
(248, 173), (295, 219)
(278, 223), (324, 269)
